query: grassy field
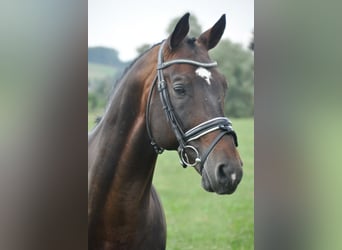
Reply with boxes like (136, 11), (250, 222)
(88, 116), (254, 249)
(153, 119), (254, 250)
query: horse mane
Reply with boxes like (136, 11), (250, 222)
(108, 42), (162, 98)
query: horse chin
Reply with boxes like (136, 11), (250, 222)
(201, 167), (237, 195)
(201, 173), (214, 192)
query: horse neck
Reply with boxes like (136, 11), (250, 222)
(88, 48), (159, 208)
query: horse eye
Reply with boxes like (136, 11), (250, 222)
(173, 85), (186, 95)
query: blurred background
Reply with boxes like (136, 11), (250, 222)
(1, 0), (342, 250)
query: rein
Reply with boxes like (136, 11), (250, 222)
(146, 41), (238, 171)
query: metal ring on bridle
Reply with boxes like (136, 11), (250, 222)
(179, 145), (201, 167)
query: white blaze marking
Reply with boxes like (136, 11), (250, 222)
(195, 67), (212, 85)
(231, 173), (236, 182)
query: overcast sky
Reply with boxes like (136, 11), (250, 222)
(88, 0), (254, 61)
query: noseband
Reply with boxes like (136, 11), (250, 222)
(146, 41), (238, 170)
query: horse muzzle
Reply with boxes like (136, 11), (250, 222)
(201, 160), (243, 195)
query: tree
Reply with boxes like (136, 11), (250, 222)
(136, 43), (151, 55)
(210, 40), (254, 117)
(88, 77), (116, 112)
(249, 30), (254, 51)
(88, 47), (122, 67)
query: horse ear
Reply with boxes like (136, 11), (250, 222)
(167, 13), (190, 50)
(198, 14), (226, 50)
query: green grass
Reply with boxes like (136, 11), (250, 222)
(153, 118), (254, 250)
(88, 63), (117, 81)
(88, 116), (254, 249)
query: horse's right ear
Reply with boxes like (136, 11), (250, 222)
(167, 13), (190, 50)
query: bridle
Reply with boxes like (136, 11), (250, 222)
(146, 41), (238, 171)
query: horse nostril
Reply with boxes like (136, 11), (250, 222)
(217, 164), (241, 186)
(217, 164), (229, 183)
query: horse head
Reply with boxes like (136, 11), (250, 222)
(147, 13), (243, 194)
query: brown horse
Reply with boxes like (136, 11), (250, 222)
(88, 13), (243, 250)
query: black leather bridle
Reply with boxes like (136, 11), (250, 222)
(146, 41), (238, 171)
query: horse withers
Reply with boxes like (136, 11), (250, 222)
(88, 13), (243, 250)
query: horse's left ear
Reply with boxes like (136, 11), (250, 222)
(198, 14), (226, 50)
